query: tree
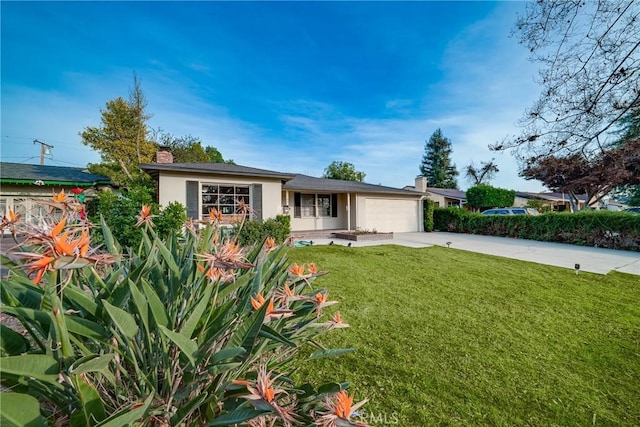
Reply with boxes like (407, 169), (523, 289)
(465, 159), (499, 186)
(521, 140), (640, 211)
(151, 129), (235, 164)
(465, 185), (515, 211)
(614, 107), (640, 205)
(419, 129), (458, 189)
(493, 0), (640, 164)
(323, 161), (366, 182)
(81, 75), (156, 187)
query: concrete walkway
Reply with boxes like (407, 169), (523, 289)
(301, 232), (640, 276)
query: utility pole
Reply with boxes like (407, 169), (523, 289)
(33, 139), (53, 165)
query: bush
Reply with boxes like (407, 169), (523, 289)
(0, 197), (367, 425)
(433, 208), (640, 250)
(89, 187), (187, 247)
(433, 207), (472, 232)
(466, 185), (516, 211)
(236, 214), (291, 246)
(423, 198), (436, 232)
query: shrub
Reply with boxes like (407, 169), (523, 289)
(433, 208), (640, 251)
(423, 198), (436, 232)
(0, 196), (367, 425)
(466, 185), (516, 211)
(236, 214), (291, 246)
(433, 207), (472, 232)
(89, 187), (187, 247)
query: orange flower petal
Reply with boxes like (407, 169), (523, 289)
(51, 218), (67, 238)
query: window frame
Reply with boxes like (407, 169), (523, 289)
(201, 183), (251, 221)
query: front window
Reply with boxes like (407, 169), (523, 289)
(301, 194), (316, 217)
(294, 193), (336, 218)
(201, 184), (250, 220)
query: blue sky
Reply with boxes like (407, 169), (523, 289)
(2, 1), (545, 191)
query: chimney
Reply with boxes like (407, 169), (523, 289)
(156, 146), (174, 164)
(415, 176), (427, 193)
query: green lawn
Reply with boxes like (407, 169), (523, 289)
(288, 245), (640, 426)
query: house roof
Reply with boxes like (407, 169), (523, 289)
(140, 162), (294, 180)
(0, 162), (111, 187)
(284, 174), (421, 196)
(516, 191), (588, 202)
(424, 187), (467, 201)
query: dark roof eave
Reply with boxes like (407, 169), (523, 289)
(140, 163), (294, 180)
(0, 178), (112, 187)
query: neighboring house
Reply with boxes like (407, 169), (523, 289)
(404, 177), (466, 208)
(0, 162), (112, 223)
(141, 151), (424, 233)
(514, 192), (589, 212)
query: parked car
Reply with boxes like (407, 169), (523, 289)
(624, 207), (640, 214)
(482, 208), (539, 216)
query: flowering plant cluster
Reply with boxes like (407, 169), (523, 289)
(0, 193), (368, 426)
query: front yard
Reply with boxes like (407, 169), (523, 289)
(289, 245), (640, 426)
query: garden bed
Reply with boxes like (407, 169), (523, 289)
(333, 231), (393, 241)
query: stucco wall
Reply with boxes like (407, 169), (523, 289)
(283, 191), (349, 231)
(158, 172), (283, 219)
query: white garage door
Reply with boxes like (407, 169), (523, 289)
(364, 198), (419, 233)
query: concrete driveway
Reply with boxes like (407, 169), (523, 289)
(306, 232), (640, 276)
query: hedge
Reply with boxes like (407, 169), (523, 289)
(466, 185), (516, 211)
(423, 199), (436, 232)
(235, 214), (291, 246)
(433, 208), (640, 251)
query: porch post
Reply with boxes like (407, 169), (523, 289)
(346, 192), (351, 231)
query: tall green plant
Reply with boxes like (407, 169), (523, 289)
(0, 196), (368, 426)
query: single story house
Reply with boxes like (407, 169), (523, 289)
(404, 177), (467, 208)
(514, 191), (589, 212)
(140, 152), (425, 233)
(0, 162), (112, 224)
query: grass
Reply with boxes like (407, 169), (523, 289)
(288, 244), (640, 426)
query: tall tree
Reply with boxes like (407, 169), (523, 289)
(81, 76), (156, 186)
(493, 0), (640, 164)
(465, 159), (499, 186)
(419, 129), (458, 189)
(322, 161), (366, 182)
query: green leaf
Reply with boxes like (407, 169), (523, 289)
(100, 214), (119, 254)
(180, 281), (214, 339)
(159, 325), (198, 366)
(96, 393), (153, 427)
(318, 382), (349, 395)
(0, 392), (47, 427)
(70, 374), (106, 426)
(48, 288), (74, 358)
(156, 238), (181, 277)
(259, 324), (297, 347)
(141, 279), (169, 328)
(227, 301), (267, 357)
(64, 285), (99, 317)
(309, 348), (357, 360)
(70, 354), (115, 376)
(1, 277), (44, 309)
(0, 306), (51, 336)
(0, 354), (62, 386)
(0, 324), (29, 355)
(211, 347), (246, 364)
(103, 301), (139, 338)
(207, 362), (242, 376)
(66, 316), (109, 340)
(208, 406), (269, 426)
(128, 279), (150, 333)
(170, 392), (208, 426)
